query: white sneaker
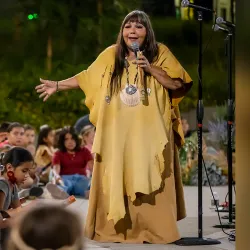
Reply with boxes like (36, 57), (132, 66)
(46, 183), (69, 200)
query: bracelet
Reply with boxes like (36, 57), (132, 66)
(56, 81), (59, 92)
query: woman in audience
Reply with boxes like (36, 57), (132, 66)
(47, 127), (93, 199)
(7, 205), (83, 250)
(34, 125), (55, 184)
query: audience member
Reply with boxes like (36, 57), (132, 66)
(23, 124), (36, 157)
(34, 125), (55, 184)
(47, 127), (93, 199)
(0, 148), (36, 246)
(0, 123), (25, 149)
(80, 125), (95, 153)
(0, 122), (10, 143)
(54, 128), (63, 149)
(7, 205), (83, 250)
(181, 118), (192, 138)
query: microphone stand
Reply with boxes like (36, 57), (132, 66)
(214, 28), (235, 229)
(175, 10), (220, 246)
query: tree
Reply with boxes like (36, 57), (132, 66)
(0, 0), (228, 129)
(142, 0), (176, 17)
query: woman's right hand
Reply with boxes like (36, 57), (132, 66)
(35, 78), (58, 102)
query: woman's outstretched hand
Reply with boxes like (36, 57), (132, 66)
(35, 78), (57, 102)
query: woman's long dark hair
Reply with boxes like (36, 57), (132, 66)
(110, 10), (159, 97)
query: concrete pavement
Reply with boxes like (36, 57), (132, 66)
(65, 186), (235, 250)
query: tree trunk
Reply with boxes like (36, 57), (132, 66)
(13, 15), (21, 41)
(46, 34), (52, 73)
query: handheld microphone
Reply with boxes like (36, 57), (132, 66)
(216, 17), (235, 28)
(181, 0), (215, 13)
(131, 42), (140, 58)
(212, 24), (229, 33)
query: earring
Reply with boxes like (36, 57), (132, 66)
(0, 164), (4, 172)
(7, 171), (17, 184)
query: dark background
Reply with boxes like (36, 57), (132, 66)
(0, 0), (235, 128)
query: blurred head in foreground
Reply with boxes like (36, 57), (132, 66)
(7, 205), (83, 250)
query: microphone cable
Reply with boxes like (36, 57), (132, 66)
(202, 157), (236, 242)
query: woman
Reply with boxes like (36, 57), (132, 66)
(49, 127), (93, 198)
(36, 10), (192, 244)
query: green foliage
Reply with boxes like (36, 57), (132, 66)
(0, 1), (229, 128)
(0, 60), (89, 129)
(207, 102), (235, 152)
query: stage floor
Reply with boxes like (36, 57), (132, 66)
(66, 186), (235, 250)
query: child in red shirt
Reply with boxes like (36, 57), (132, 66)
(50, 127), (93, 198)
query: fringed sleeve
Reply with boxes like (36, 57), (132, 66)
(157, 44), (193, 106)
(75, 45), (115, 125)
(156, 44), (193, 147)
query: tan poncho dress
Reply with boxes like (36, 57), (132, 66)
(76, 43), (192, 244)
